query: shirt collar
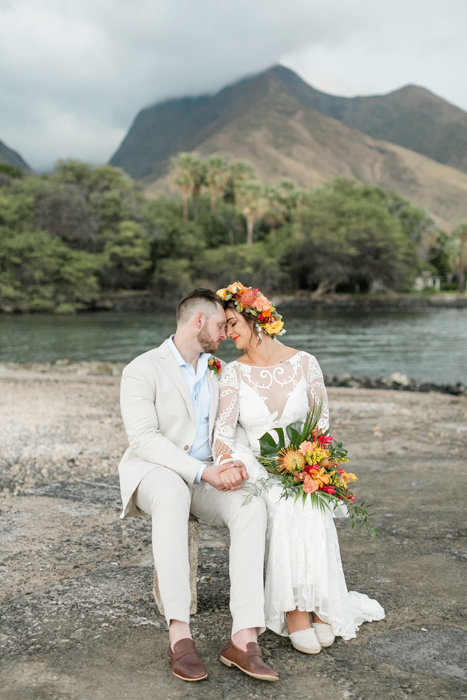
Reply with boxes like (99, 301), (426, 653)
(167, 335), (210, 375)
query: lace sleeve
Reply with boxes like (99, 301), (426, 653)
(305, 354), (330, 432)
(213, 363), (240, 463)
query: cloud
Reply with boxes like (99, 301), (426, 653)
(1, 0), (466, 171)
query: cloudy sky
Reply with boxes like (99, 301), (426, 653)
(1, 0), (466, 172)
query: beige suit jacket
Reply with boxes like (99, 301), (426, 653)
(118, 339), (220, 518)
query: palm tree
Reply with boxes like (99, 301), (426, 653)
(170, 153), (206, 221)
(235, 181), (269, 245)
(170, 154), (192, 222)
(227, 161), (257, 205)
(262, 180), (301, 230)
(205, 155), (230, 214)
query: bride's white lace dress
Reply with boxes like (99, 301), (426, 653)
(213, 350), (385, 639)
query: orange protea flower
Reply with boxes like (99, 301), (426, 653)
(278, 448), (305, 473)
(240, 288), (259, 307)
(303, 476), (319, 494)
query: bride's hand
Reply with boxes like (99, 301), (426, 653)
(201, 463), (246, 491)
(219, 465), (247, 490)
(219, 458), (248, 481)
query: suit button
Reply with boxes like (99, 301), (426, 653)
(184, 445), (189, 451)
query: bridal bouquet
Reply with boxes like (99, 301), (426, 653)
(256, 402), (377, 537)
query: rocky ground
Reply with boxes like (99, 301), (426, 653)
(0, 364), (465, 699)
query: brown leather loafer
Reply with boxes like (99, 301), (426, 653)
(169, 638), (207, 682)
(220, 640), (279, 681)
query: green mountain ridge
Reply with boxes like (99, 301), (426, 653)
(109, 65), (467, 227)
(0, 139), (31, 171)
(270, 66), (467, 173)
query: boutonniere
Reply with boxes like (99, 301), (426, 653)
(208, 357), (222, 375)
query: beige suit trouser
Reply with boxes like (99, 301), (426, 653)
(135, 464), (267, 636)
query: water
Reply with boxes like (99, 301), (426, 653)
(0, 309), (466, 384)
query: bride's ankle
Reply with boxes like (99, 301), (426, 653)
(311, 612), (329, 625)
(286, 609), (311, 634)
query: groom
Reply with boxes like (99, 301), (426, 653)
(118, 288), (278, 682)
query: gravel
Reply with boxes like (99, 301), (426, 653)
(0, 365), (466, 699)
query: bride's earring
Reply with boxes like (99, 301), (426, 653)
(255, 322), (262, 342)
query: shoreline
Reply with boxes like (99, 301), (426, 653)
(1, 291), (467, 314)
(0, 361), (465, 396)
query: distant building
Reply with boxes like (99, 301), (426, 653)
(413, 271), (441, 291)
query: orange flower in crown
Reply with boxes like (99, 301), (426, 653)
(216, 281), (285, 337)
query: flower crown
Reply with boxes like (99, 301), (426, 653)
(216, 281), (285, 336)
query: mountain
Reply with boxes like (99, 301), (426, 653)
(110, 66), (467, 227)
(269, 66), (467, 173)
(110, 70), (277, 181)
(0, 139), (31, 171)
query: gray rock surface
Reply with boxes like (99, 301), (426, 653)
(0, 367), (466, 699)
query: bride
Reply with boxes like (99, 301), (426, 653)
(213, 282), (385, 654)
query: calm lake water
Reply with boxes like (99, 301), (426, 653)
(1, 308), (466, 384)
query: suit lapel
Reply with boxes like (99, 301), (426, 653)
(208, 366), (219, 437)
(156, 341), (194, 421)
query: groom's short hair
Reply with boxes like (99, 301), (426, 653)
(176, 288), (222, 325)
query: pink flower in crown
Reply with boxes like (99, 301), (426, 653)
(252, 294), (272, 312)
(239, 288), (259, 307)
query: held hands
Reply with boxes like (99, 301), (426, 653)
(201, 460), (248, 491)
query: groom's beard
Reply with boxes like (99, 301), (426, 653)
(197, 322), (219, 354)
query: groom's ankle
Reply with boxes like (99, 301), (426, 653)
(169, 619), (192, 650)
(231, 627), (258, 652)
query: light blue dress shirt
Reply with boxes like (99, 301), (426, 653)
(167, 336), (211, 483)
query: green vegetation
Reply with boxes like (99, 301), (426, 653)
(0, 156), (460, 312)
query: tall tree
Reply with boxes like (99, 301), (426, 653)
(170, 153), (206, 221)
(235, 181), (269, 245)
(205, 155), (230, 214)
(226, 161), (257, 205)
(263, 180), (301, 229)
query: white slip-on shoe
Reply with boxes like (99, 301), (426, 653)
(312, 622), (335, 648)
(289, 628), (321, 654)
